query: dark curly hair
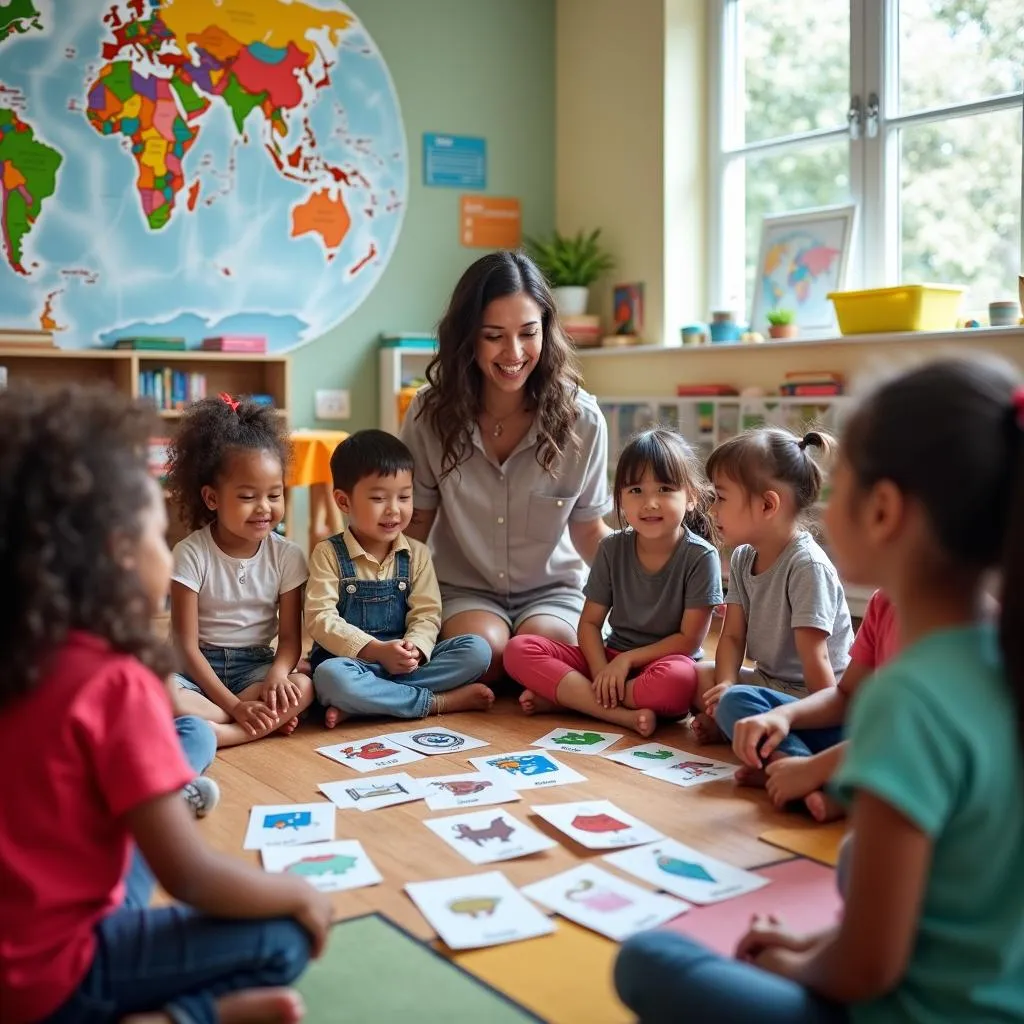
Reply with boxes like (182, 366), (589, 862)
(0, 383), (173, 708)
(416, 250), (582, 479)
(166, 396), (290, 531)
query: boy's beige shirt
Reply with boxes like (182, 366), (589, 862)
(305, 531), (441, 661)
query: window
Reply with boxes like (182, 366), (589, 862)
(710, 0), (1023, 320)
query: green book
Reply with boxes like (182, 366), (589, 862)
(114, 337), (187, 351)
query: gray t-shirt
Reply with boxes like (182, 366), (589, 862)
(725, 531), (852, 686)
(584, 529), (724, 653)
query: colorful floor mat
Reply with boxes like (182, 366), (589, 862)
(759, 821), (847, 866)
(297, 913), (542, 1022)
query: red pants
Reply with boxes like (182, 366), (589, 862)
(503, 634), (697, 718)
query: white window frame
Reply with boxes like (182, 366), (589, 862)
(708, 0), (1024, 315)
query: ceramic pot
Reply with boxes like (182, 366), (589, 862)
(552, 286), (589, 317)
(768, 324), (800, 339)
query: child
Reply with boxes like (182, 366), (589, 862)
(0, 385), (331, 1024)
(504, 428), (723, 736)
(306, 430), (493, 724)
(615, 355), (1024, 1023)
(693, 428), (854, 747)
(731, 589), (898, 821)
(167, 395), (314, 747)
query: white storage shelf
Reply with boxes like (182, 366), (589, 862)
(379, 340), (436, 436)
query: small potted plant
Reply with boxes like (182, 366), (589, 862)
(766, 308), (799, 339)
(525, 229), (615, 317)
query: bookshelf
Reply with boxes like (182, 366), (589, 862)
(378, 334), (436, 436)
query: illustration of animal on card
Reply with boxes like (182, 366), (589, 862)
(448, 895), (501, 918)
(432, 779), (493, 797)
(339, 741), (401, 761)
(488, 754), (557, 777)
(263, 811), (312, 831)
(454, 816), (516, 846)
(670, 760), (731, 781)
(286, 853), (357, 878)
(572, 813), (630, 834)
(554, 731), (605, 747)
(656, 852), (716, 882)
(565, 878), (633, 913)
(633, 748), (676, 762)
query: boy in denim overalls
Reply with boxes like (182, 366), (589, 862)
(305, 430), (493, 726)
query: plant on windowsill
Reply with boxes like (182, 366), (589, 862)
(525, 229), (615, 317)
(766, 307), (799, 339)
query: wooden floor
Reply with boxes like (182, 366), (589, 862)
(198, 686), (800, 942)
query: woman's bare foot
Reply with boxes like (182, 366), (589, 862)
(279, 716), (300, 736)
(217, 987), (305, 1024)
(323, 706), (348, 729)
(437, 683), (495, 714)
(804, 789), (846, 823)
(734, 764), (767, 786)
(518, 689), (558, 715)
(691, 712), (725, 745)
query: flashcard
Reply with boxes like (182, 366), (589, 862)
(644, 755), (736, 788)
(243, 802), (335, 850)
(315, 735), (424, 773)
(522, 864), (688, 941)
(469, 749), (587, 790)
(405, 871), (555, 950)
(261, 840), (382, 893)
(421, 772), (522, 811)
(532, 727), (623, 756)
(603, 741), (693, 772)
(529, 800), (664, 850)
(423, 808), (558, 865)
(318, 773), (424, 813)
(605, 839), (770, 905)
(383, 727), (489, 755)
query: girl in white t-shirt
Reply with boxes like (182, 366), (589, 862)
(167, 395), (313, 746)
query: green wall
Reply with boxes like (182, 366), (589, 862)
(289, 0), (556, 433)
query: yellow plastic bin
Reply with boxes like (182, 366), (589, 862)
(827, 284), (965, 335)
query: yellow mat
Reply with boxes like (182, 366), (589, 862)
(759, 822), (847, 866)
(445, 921), (630, 1024)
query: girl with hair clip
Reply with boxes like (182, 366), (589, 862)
(615, 354), (1024, 1024)
(691, 427), (853, 752)
(504, 428), (723, 736)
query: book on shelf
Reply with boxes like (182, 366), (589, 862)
(201, 335), (267, 354)
(675, 384), (739, 397)
(114, 337), (187, 351)
(0, 328), (55, 349)
(139, 369), (207, 410)
(778, 382), (844, 396)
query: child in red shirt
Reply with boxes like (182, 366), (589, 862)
(0, 386), (332, 1024)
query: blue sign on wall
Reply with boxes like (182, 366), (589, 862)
(423, 133), (487, 189)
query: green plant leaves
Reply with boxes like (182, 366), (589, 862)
(524, 228), (615, 287)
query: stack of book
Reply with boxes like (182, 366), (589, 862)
(114, 337), (186, 351)
(562, 315), (602, 348)
(778, 370), (844, 397)
(202, 335), (267, 354)
(140, 369), (207, 410)
(0, 328), (56, 350)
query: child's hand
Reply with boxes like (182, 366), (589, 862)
(702, 681), (732, 718)
(372, 639), (420, 675)
(592, 655), (630, 708)
(765, 755), (828, 808)
(231, 699), (276, 736)
(735, 913), (814, 962)
(732, 710), (791, 767)
(259, 672), (301, 716)
(400, 639), (425, 665)
(292, 886), (334, 957)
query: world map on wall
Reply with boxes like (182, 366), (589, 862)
(0, 0), (407, 351)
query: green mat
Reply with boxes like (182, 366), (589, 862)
(296, 913), (544, 1022)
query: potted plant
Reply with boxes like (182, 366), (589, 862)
(766, 308), (799, 339)
(525, 229), (615, 317)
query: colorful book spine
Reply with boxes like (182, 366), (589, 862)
(201, 335), (267, 354)
(139, 369), (207, 410)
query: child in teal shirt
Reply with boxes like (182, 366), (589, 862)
(615, 354), (1024, 1023)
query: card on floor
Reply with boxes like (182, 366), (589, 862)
(522, 863), (688, 941)
(261, 840), (383, 893)
(421, 772), (522, 811)
(384, 727), (489, 755)
(530, 800), (664, 850)
(424, 808), (558, 864)
(243, 802), (335, 850)
(605, 839), (770, 904)
(603, 741), (692, 772)
(405, 870), (555, 950)
(643, 755), (736, 788)
(315, 735), (425, 773)
(318, 773), (424, 813)
(469, 749), (587, 790)
(531, 727), (623, 756)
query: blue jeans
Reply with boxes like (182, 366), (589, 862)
(715, 685), (843, 758)
(313, 634), (492, 718)
(614, 931), (849, 1024)
(174, 644), (276, 696)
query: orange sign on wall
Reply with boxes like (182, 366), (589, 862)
(460, 196), (521, 248)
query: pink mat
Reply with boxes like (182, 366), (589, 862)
(659, 858), (844, 956)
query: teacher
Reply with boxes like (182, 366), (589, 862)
(401, 250), (612, 680)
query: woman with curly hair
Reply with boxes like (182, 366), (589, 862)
(166, 395), (314, 745)
(401, 250), (613, 684)
(0, 384), (330, 1024)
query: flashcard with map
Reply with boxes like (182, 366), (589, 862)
(261, 840), (382, 893)
(644, 755), (736, 788)
(530, 800), (664, 850)
(603, 741), (692, 772)
(243, 802), (335, 850)
(469, 749), (587, 790)
(405, 871), (556, 950)
(318, 773), (424, 813)
(424, 808), (557, 865)
(522, 864), (688, 941)
(605, 839), (770, 904)
(421, 772), (522, 811)
(315, 735), (424, 773)
(384, 727), (489, 755)
(532, 727), (623, 756)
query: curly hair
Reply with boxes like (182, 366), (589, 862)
(166, 396), (290, 530)
(0, 383), (173, 708)
(416, 250), (582, 479)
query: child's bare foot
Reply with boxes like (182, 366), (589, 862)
(324, 707), (348, 729)
(437, 683), (495, 714)
(630, 708), (658, 737)
(518, 689), (558, 715)
(734, 764), (767, 786)
(217, 987), (305, 1024)
(691, 712), (725, 745)
(804, 789), (846, 823)
(279, 716), (300, 736)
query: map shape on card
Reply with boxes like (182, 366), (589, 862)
(532, 727), (623, 755)
(289, 853), (357, 877)
(470, 750), (587, 790)
(448, 895), (502, 918)
(316, 736), (424, 773)
(243, 803), (334, 850)
(261, 840), (382, 893)
(263, 811), (311, 831)
(604, 742), (693, 772)
(531, 800), (664, 850)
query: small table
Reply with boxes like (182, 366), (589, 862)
(288, 429), (348, 553)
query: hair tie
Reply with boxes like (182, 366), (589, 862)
(1013, 386), (1024, 430)
(218, 392), (240, 413)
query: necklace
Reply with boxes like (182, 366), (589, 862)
(482, 405), (525, 438)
